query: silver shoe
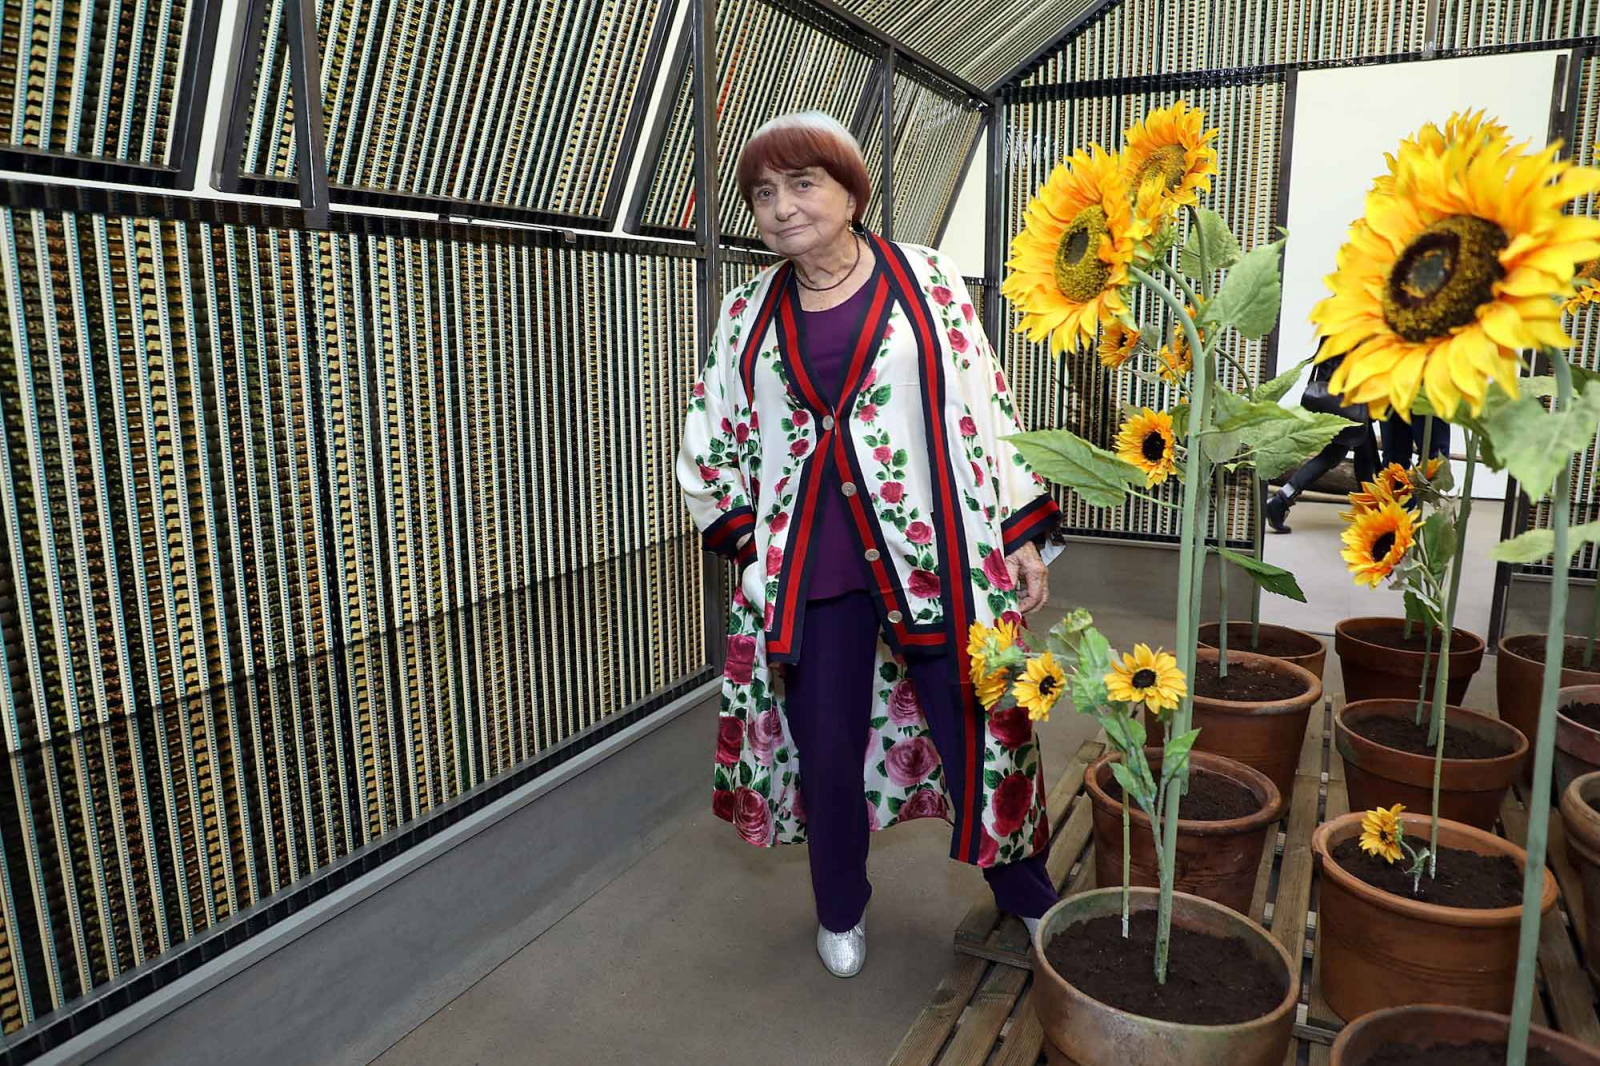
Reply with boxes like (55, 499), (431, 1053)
(816, 918), (866, 978)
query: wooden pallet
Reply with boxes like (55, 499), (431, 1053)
(887, 699), (1600, 1066)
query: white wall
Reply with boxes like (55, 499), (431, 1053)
(1277, 49), (1562, 498)
(938, 129), (988, 276)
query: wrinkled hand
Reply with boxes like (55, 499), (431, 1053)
(1006, 542), (1049, 614)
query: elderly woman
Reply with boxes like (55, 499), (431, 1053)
(677, 111), (1064, 978)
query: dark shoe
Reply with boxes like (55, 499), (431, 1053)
(1265, 491), (1292, 534)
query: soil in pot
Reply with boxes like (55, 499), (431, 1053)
(1506, 634), (1600, 671)
(1103, 767), (1260, 821)
(1346, 715), (1512, 760)
(1329, 838), (1522, 908)
(1043, 909), (1284, 1025)
(1203, 623), (1319, 660)
(1361, 1041), (1564, 1066)
(1193, 658), (1309, 702)
(1563, 701), (1600, 731)
(1359, 626), (1462, 652)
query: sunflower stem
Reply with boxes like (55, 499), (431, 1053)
(1155, 260), (1201, 310)
(1509, 353), (1575, 1066)
(1405, 419), (1437, 643)
(1130, 264), (1211, 988)
(1427, 433), (1477, 750)
(1216, 463), (1230, 678)
(1122, 799), (1131, 939)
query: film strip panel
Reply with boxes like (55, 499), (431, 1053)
(1516, 49), (1600, 579)
(633, 0), (876, 242)
(231, 0), (670, 220)
(0, 207), (706, 1037)
(833, 0), (1097, 89)
(998, 79), (1283, 544)
(859, 71), (983, 246)
(965, 275), (989, 336)
(1438, 0), (1599, 51)
(1020, 0), (1429, 86)
(0, 0), (198, 165)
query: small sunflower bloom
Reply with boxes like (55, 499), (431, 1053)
(1114, 408), (1178, 486)
(1105, 643), (1187, 716)
(1341, 499), (1417, 587)
(1098, 320), (1141, 370)
(1360, 804), (1406, 864)
(1013, 652), (1068, 721)
(1121, 100), (1219, 220)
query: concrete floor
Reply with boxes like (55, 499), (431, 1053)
(370, 544), (1502, 1066)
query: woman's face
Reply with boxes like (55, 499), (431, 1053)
(749, 164), (856, 258)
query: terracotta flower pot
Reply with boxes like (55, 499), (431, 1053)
(1335, 699), (1528, 831)
(1335, 617), (1485, 705)
(1032, 887), (1298, 1066)
(1150, 648), (1321, 803)
(1498, 635), (1600, 781)
(1311, 811), (1557, 1020)
(1199, 621), (1326, 680)
(1556, 683), (1600, 797)
(1559, 771), (1600, 987)
(1330, 1004), (1600, 1064)
(1086, 749), (1283, 915)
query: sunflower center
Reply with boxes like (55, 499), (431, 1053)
(1039, 676), (1059, 697)
(1131, 668), (1157, 689)
(1054, 206), (1112, 302)
(1381, 215), (1508, 342)
(1371, 532), (1396, 561)
(1142, 431), (1167, 463)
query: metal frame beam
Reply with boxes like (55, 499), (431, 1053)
(991, 0), (1122, 91)
(880, 45), (896, 240)
(285, 0), (332, 227)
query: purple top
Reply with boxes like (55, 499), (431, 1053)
(803, 282), (874, 601)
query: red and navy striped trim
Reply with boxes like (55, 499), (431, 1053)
(1001, 494), (1062, 557)
(738, 263), (792, 401)
(703, 506), (756, 557)
(873, 234), (986, 864)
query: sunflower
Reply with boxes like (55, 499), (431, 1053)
(1121, 100), (1219, 220)
(1312, 115), (1600, 419)
(1567, 258), (1600, 313)
(1155, 302), (1203, 385)
(1114, 408), (1178, 486)
(1370, 111), (1510, 196)
(1341, 499), (1417, 587)
(1104, 643), (1187, 716)
(967, 619), (1020, 709)
(1013, 653), (1067, 722)
(1343, 463), (1414, 517)
(1359, 804), (1406, 864)
(1098, 320), (1140, 370)
(1003, 146), (1147, 355)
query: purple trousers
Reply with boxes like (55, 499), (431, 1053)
(786, 591), (1059, 932)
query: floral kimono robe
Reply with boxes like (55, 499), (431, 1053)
(677, 234), (1063, 869)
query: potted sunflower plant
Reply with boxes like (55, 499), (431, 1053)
(1330, 442), (1525, 834)
(1304, 115), (1592, 1053)
(999, 100), (1344, 1065)
(969, 609), (1294, 1065)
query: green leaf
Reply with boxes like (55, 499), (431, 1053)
(879, 662), (899, 683)
(983, 769), (1003, 790)
(1006, 429), (1145, 508)
(1160, 728), (1203, 784)
(1168, 402), (1189, 438)
(1208, 387), (1252, 427)
(1219, 402), (1356, 480)
(1200, 239), (1285, 340)
(1419, 512), (1457, 579)
(1216, 545), (1306, 602)
(739, 761), (753, 786)
(1484, 380), (1600, 501)
(1402, 590), (1434, 627)
(1491, 520), (1600, 564)
(1178, 206), (1242, 278)
(1109, 759), (1157, 814)
(754, 773), (771, 798)
(1255, 356), (1313, 404)
(1202, 429), (1241, 463)
(1071, 667), (1110, 716)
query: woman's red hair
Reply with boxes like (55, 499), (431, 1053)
(736, 118), (872, 223)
